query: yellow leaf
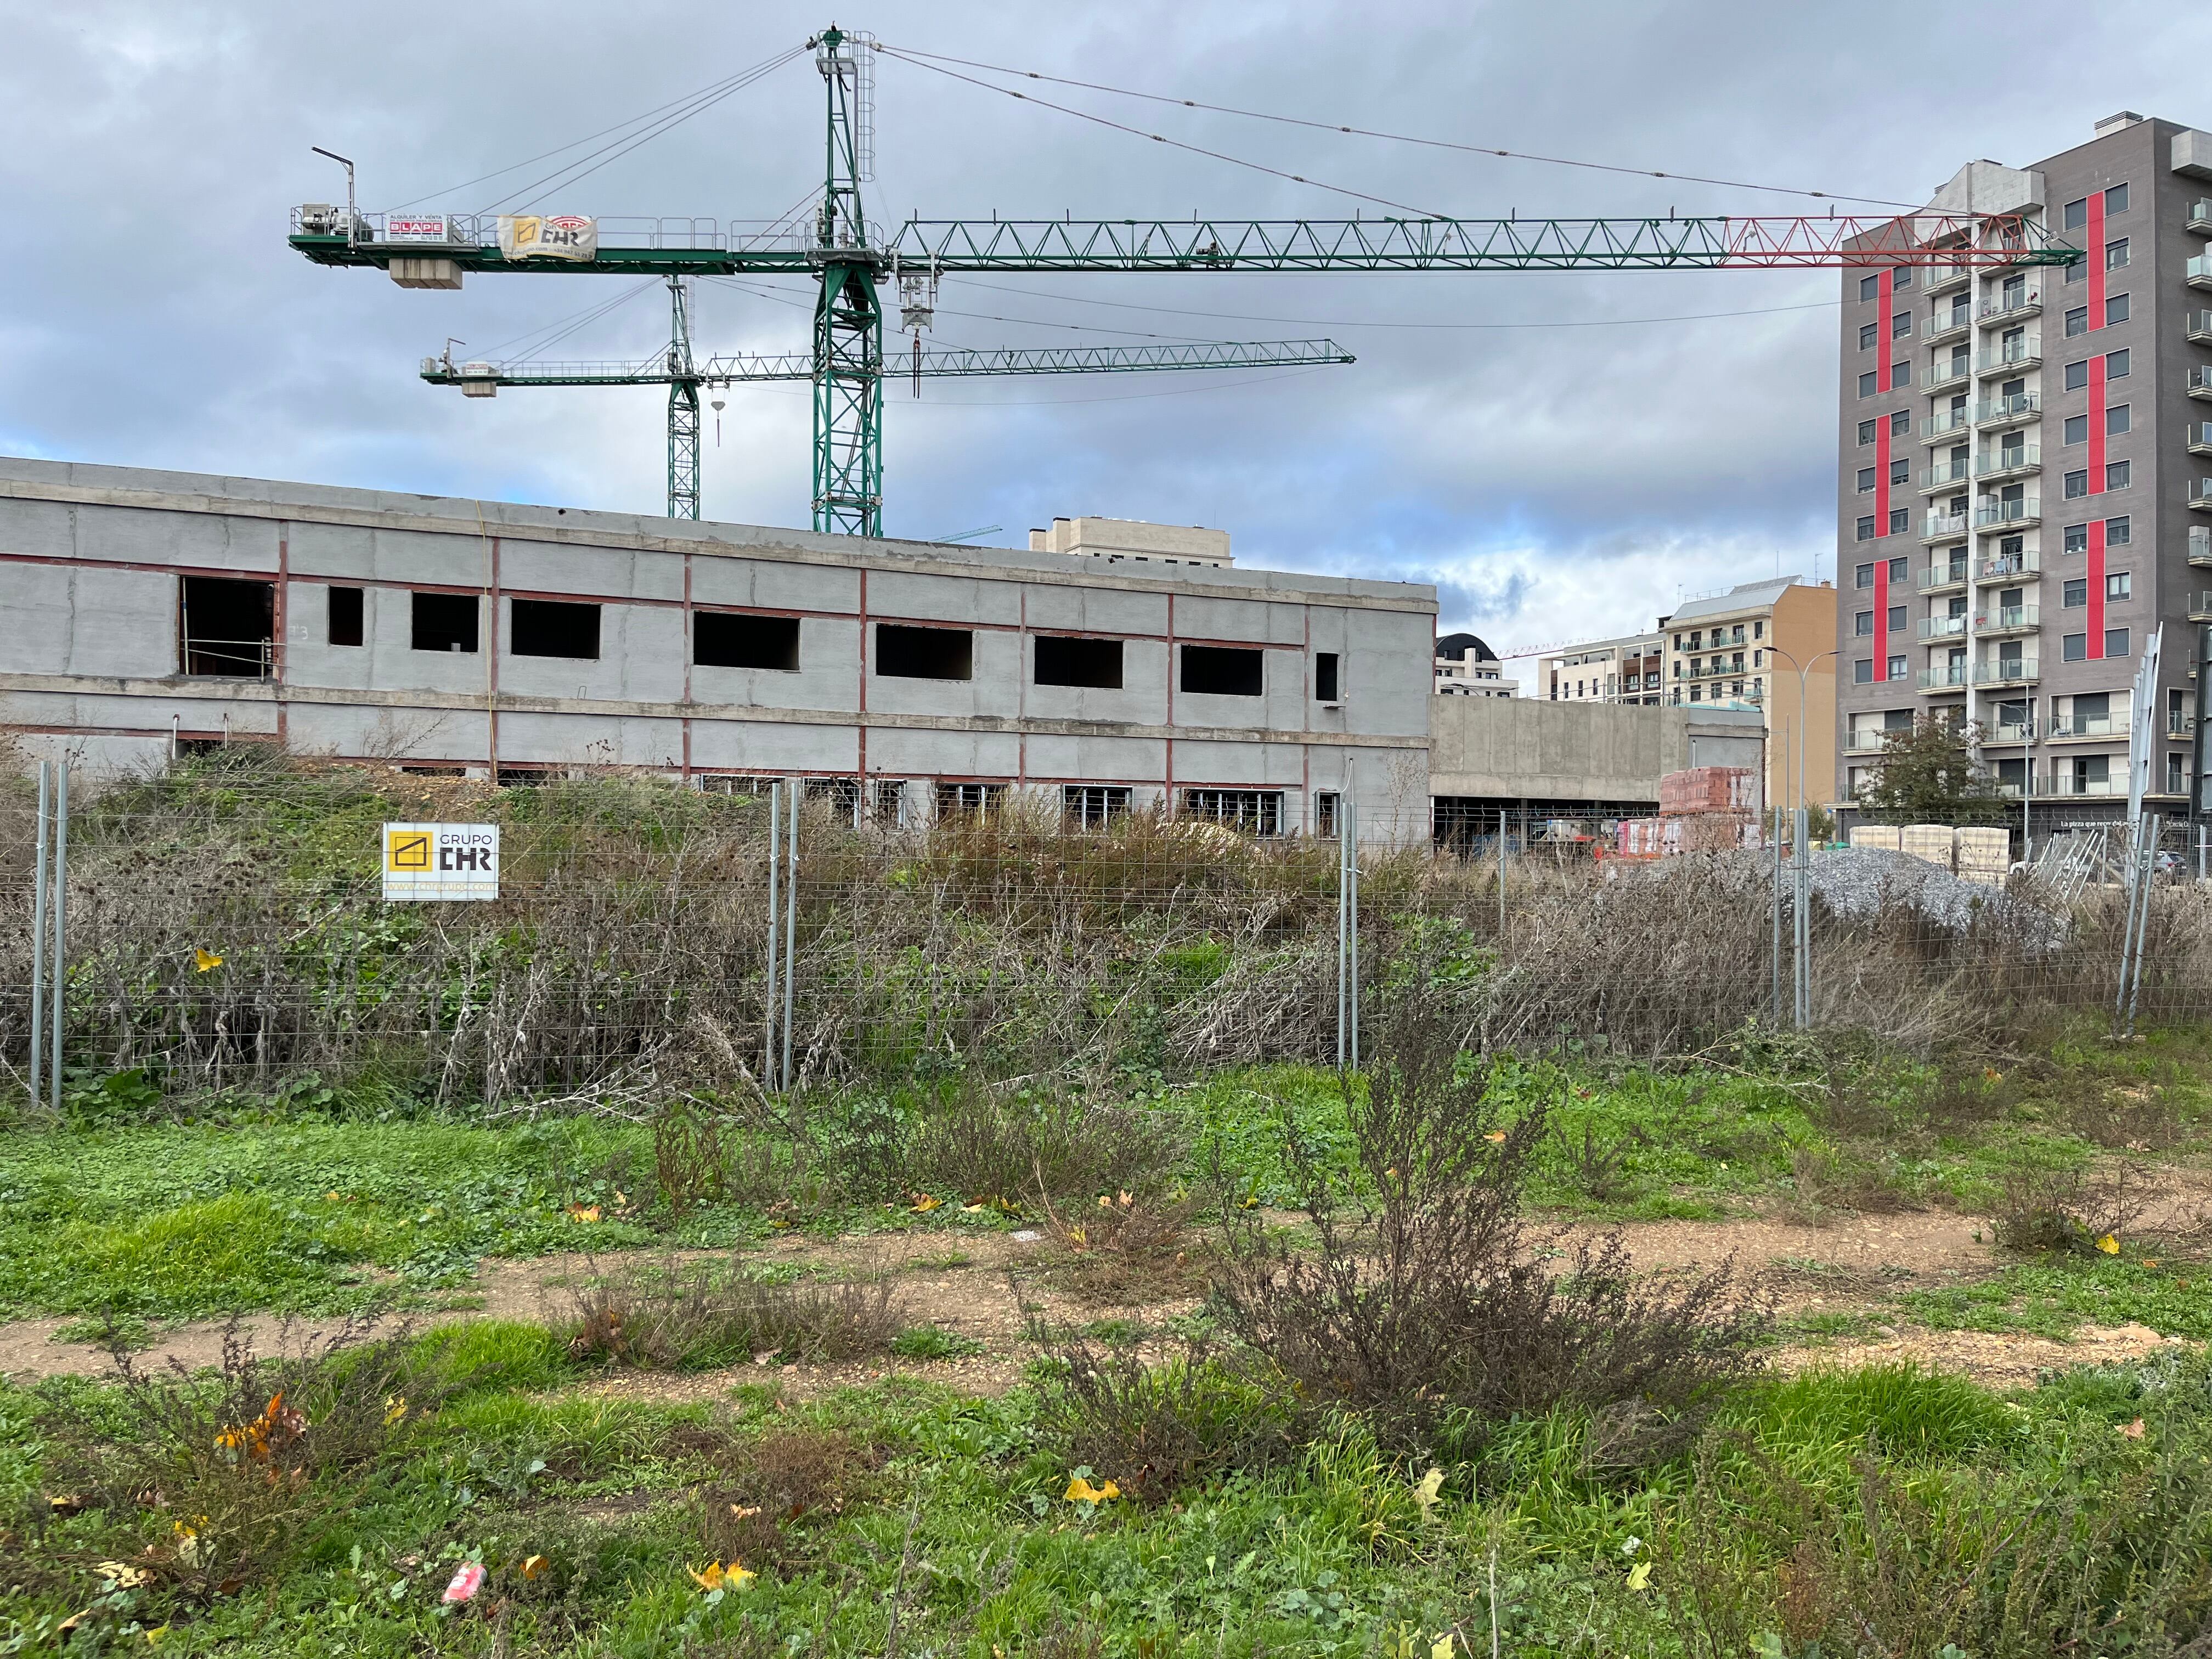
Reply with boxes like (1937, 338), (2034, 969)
(519, 1554), (549, 1580)
(1484, 1131), (1508, 1144)
(2121, 1417), (2146, 1439)
(1627, 1561), (1652, 1592)
(384, 1395), (409, 1425)
(689, 1560), (757, 1592)
(1411, 1466), (1444, 1517)
(97, 1561), (149, 1588)
(145, 1627), (168, 1647)
(2096, 1234), (2120, 1255)
(194, 949), (224, 973)
(1431, 1639), (1454, 1659)
(910, 1193), (941, 1214)
(1064, 1476), (1120, 1503)
(568, 1204), (602, 1224)
(962, 1203), (986, 1214)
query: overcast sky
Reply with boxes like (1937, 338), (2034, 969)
(2, 1), (2203, 680)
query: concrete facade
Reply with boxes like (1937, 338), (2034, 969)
(1025, 516), (1232, 567)
(1835, 114), (2212, 826)
(0, 458), (1435, 837)
(1662, 578), (1838, 812)
(1537, 630), (1666, 706)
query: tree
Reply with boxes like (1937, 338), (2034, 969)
(1855, 715), (2011, 825)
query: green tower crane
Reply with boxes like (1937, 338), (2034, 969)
(290, 24), (2079, 536)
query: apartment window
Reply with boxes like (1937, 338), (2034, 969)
(1854, 658), (1874, 684)
(180, 575), (276, 678)
(1889, 556), (1908, 581)
(2064, 414), (2089, 445)
(1887, 655), (1907, 681)
(2106, 294), (2130, 326)
(1062, 785), (1131, 828)
(1033, 634), (1125, 689)
(2107, 460), (2131, 490)
(2064, 470), (2090, 499)
(1857, 418), (1877, 445)
(410, 591), (477, 653)
(935, 781), (1006, 817)
(2064, 523), (2089, 554)
(1855, 610), (1875, 636)
(1857, 466), (1877, 493)
(1180, 644), (1265, 696)
(1754, 619), (1765, 638)
(1181, 788), (1282, 836)
(510, 597), (600, 660)
(1891, 362), (1911, 390)
(1888, 509), (1909, 534)
(2065, 359), (2090, 391)
(2063, 196), (2089, 230)
(2106, 628), (2130, 659)
(1892, 309), (1911, 338)
(2107, 403), (2130, 436)
(1854, 562), (1875, 589)
(2169, 752), (2186, 797)
(1314, 651), (1340, 702)
(876, 623), (974, 680)
(2107, 515), (2131, 545)
(1892, 266), (1913, 290)
(2107, 571), (2131, 602)
(2106, 182), (2129, 214)
(1857, 370), (1878, 398)
(1688, 684), (1702, 702)
(2064, 578), (2088, 608)
(327, 585), (363, 648)
(2106, 237), (2130, 269)
(1854, 517), (1876, 542)
(696, 611), (800, 670)
(2064, 306), (2089, 337)
(1890, 458), (1910, 485)
(1859, 274), (1880, 302)
(1858, 323), (1877, 351)
(2107, 348), (2129, 379)
(2063, 633), (2087, 662)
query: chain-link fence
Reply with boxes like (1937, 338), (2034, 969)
(3, 749), (2210, 1110)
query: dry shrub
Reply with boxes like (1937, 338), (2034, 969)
(29, 1317), (444, 1600)
(1787, 1146), (1915, 1217)
(1025, 1325), (1291, 1503)
(1214, 998), (1769, 1460)
(697, 1426), (879, 1570)
(564, 1256), (905, 1369)
(1037, 1190), (1205, 1305)
(1989, 1161), (2150, 1253)
(908, 1079), (1187, 1209)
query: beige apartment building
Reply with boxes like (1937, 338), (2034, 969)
(1661, 577), (1839, 811)
(1538, 630), (1666, 705)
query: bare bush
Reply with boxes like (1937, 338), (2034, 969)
(1989, 1161), (2151, 1253)
(1036, 1189), (1205, 1305)
(907, 1079), (1187, 1209)
(562, 1255), (905, 1369)
(1213, 1000), (1769, 1459)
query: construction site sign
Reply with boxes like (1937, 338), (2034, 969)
(495, 215), (596, 261)
(386, 215), (454, 243)
(382, 823), (500, 901)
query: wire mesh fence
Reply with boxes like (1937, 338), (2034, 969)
(3, 748), (2210, 1111)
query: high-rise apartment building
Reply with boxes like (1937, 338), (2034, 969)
(1538, 630), (1665, 704)
(1834, 113), (2212, 820)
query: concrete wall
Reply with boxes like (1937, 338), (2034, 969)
(0, 456), (1437, 838)
(1429, 696), (1766, 808)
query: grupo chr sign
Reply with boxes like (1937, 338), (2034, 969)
(382, 823), (500, 901)
(495, 215), (597, 261)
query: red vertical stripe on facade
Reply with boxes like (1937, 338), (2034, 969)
(1872, 560), (1890, 681)
(1871, 269), (1894, 681)
(2086, 518), (2107, 660)
(2088, 351), (2107, 490)
(2085, 191), (2106, 329)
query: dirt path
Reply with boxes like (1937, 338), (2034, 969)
(0, 1204), (2193, 1391)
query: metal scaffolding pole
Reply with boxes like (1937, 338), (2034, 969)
(27, 763), (49, 1105)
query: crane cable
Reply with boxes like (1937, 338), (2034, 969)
(876, 44), (1923, 211)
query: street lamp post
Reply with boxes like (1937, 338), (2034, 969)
(1764, 645), (1839, 1029)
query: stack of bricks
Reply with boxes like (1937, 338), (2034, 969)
(1615, 766), (1762, 858)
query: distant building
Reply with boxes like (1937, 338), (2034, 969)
(1027, 516), (1232, 567)
(1434, 632), (1514, 696)
(1661, 576), (1839, 810)
(1537, 630), (1666, 705)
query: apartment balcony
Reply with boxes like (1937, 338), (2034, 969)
(1916, 613), (1968, 642)
(1926, 357), (1974, 393)
(2190, 422), (2212, 456)
(1976, 545), (2039, 582)
(1976, 603), (2039, 637)
(2190, 479), (2212, 513)
(1974, 654), (2040, 687)
(2191, 592), (2212, 623)
(1844, 731), (1892, 755)
(1977, 335), (2042, 374)
(2050, 771), (2125, 797)
(1925, 261), (1974, 296)
(1918, 558), (1970, 593)
(1974, 391), (2041, 429)
(1923, 309), (1974, 346)
(2171, 713), (2199, 739)
(1922, 509), (1971, 543)
(2191, 366), (2212, 401)
(1979, 287), (2042, 325)
(2193, 525), (2212, 567)
(1974, 496), (2040, 531)
(2049, 714), (2128, 742)
(1974, 444), (2040, 482)
(1922, 405), (1974, 441)
(2188, 254), (2212, 291)
(2191, 201), (2212, 236)
(1916, 664), (1970, 693)
(1919, 456), (1973, 492)
(2190, 309), (2212, 346)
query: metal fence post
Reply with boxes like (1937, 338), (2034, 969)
(1346, 788), (1359, 1072)
(48, 761), (67, 1110)
(1769, 804), (1781, 1026)
(1335, 794), (1349, 1070)
(1792, 804), (1810, 1030)
(780, 776), (799, 1092)
(764, 779), (781, 1088)
(28, 762), (49, 1106)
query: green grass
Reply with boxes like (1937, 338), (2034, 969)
(1900, 1250), (2212, 1342)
